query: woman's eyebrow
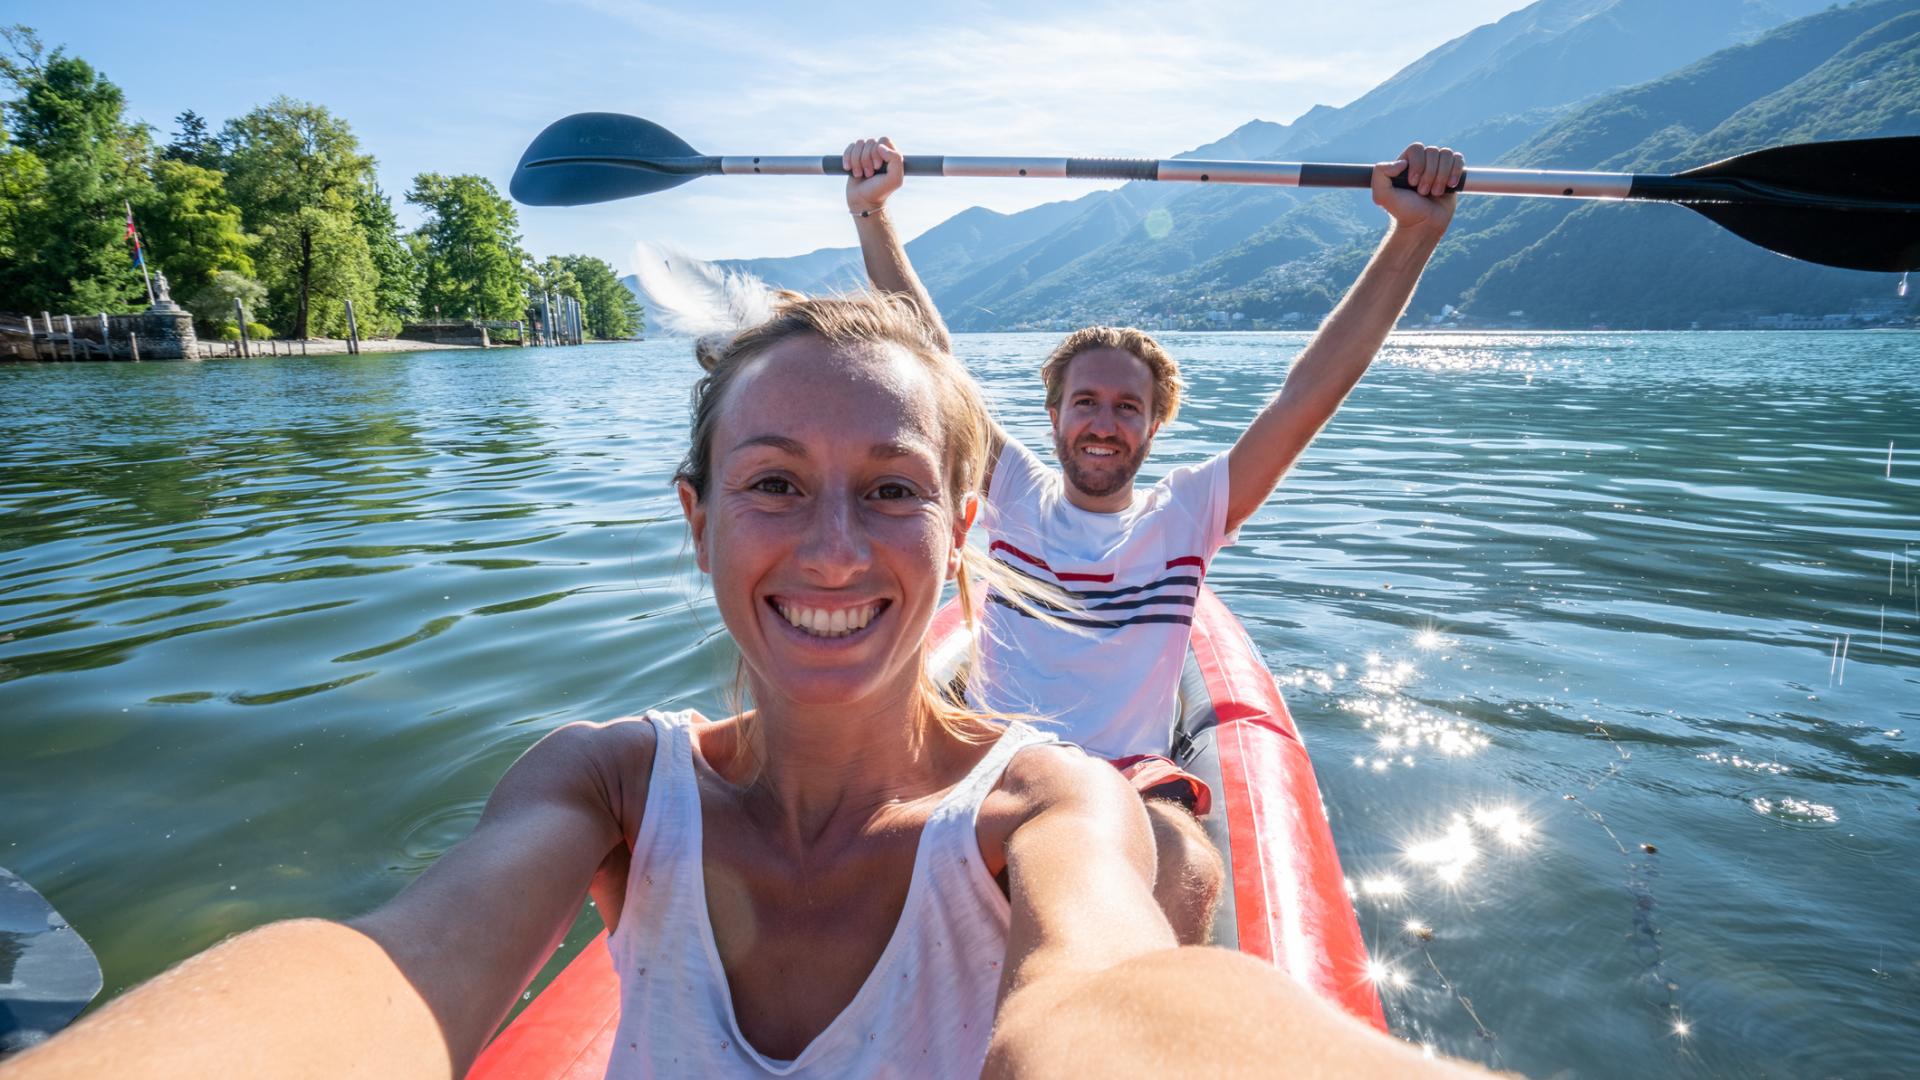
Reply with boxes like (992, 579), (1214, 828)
(870, 440), (937, 461)
(728, 435), (936, 462)
(729, 434), (808, 457)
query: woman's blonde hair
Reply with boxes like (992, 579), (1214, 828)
(673, 290), (1063, 764)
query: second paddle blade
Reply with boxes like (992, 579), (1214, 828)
(1684, 200), (1920, 271)
(511, 113), (707, 206)
(0, 867), (102, 1055)
(1678, 137), (1920, 271)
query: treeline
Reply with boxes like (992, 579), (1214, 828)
(0, 26), (639, 341)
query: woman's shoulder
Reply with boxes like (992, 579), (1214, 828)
(506, 712), (698, 832)
(533, 712), (663, 768)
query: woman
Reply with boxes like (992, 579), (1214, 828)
(3, 293), (1165, 1078)
(3, 295), (1487, 1080)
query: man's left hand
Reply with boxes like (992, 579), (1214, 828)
(1372, 142), (1464, 236)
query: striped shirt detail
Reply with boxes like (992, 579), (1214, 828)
(988, 548), (1205, 630)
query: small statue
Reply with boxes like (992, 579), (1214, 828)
(153, 270), (174, 305)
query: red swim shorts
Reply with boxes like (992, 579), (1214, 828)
(1109, 754), (1212, 817)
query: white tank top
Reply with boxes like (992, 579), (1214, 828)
(603, 710), (1055, 1079)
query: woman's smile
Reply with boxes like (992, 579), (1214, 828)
(766, 596), (892, 641)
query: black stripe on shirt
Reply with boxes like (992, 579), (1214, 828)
(991, 555), (1202, 601)
(987, 591), (1196, 630)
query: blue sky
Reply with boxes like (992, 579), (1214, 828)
(14, 0), (1530, 275)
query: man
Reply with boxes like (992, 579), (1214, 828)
(842, 135), (1464, 941)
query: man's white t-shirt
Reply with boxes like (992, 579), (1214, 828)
(968, 438), (1238, 759)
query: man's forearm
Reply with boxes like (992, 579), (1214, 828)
(1280, 223), (1441, 415)
(855, 209), (952, 351)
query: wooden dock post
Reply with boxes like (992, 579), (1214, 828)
(345, 300), (360, 355)
(129, 331), (140, 362)
(99, 314), (109, 358)
(235, 299), (251, 358)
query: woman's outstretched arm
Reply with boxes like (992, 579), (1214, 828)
(982, 746), (1496, 1079)
(2, 719), (650, 1080)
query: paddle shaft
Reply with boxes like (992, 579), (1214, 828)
(547, 151), (1915, 210)
(711, 153), (1631, 198)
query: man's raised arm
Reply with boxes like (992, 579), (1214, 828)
(845, 137), (952, 352)
(1223, 142), (1464, 533)
(844, 136), (1011, 478)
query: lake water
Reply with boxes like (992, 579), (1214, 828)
(2, 331), (1916, 1076)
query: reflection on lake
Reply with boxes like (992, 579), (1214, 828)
(2, 331), (1917, 1076)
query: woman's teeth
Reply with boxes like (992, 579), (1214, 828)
(775, 601), (882, 638)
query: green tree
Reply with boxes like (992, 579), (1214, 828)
(407, 172), (527, 321)
(161, 108), (217, 168)
(220, 97), (377, 338)
(356, 182), (418, 333)
(186, 269), (267, 338)
(140, 157), (254, 330)
(561, 254), (641, 338)
(532, 254), (582, 306)
(0, 126), (46, 275)
(0, 25), (154, 312)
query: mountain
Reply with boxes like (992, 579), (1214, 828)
(1275, 0), (1834, 162)
(925, 0), (1844, 330)
(1455, 3), (1920, 326)
(633, 0), (1913, 332)
(1212, 0), (1920, 329)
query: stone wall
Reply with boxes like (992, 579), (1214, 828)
(2, 309), (199, 360)
(398, 322), (491, 347)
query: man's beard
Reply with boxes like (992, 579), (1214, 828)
(1054, 432), (1149, 499)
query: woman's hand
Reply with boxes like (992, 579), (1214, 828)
(844, 136), (903, 215)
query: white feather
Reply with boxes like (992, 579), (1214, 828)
(629, 241), (781, 338)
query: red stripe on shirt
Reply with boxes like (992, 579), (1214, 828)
(1166, 556), (1206, 570)
(988, 540), (1116, 583)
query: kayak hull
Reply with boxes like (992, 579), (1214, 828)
(469, 586), (1380, 1077)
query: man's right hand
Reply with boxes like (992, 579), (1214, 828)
(844, 136), (903, 215)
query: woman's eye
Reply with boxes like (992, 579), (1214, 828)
(751, 476), (794, 495)
(872, 482), (916, 500)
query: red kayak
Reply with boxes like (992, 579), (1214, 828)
(470, 587), (1382, 1077)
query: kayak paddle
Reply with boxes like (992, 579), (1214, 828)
(510, 113), (1920, 272)
(0, 867), (102, 1056)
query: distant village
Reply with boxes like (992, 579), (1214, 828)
(1004, 293), (1917, 334)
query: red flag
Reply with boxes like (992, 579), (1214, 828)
(124, 201), (136, 240)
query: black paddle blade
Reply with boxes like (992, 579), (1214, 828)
(1681, 200), (1920, 271)
(0, 867), (102, 1055)
(1678, 137), (1920, 271)
(511, 113), (711, 206)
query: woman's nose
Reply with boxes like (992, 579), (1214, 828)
(795, 495), (870, 583)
